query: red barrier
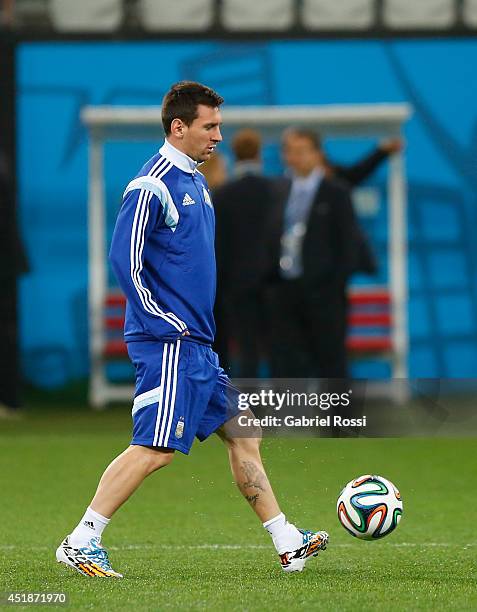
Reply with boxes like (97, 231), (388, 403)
(102, 287), (394, 357)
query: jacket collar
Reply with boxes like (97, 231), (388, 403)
(159, 139), (198, 174)
(234, 161), (263, 178)
(290, 167), (324, 190)
(278, 172), (327, 208)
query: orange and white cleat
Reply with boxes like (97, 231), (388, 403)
(279, 529), (329, 573)
(56, 535), (123, 578)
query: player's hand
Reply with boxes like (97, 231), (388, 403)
(380, 138), (403, 155)
(182, 329), (190, 336)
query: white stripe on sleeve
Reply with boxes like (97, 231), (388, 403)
(129, 162), (187, 332)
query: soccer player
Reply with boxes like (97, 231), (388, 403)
(56, 82), (328, 577)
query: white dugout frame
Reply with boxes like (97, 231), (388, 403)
(82, 103), (412, 408)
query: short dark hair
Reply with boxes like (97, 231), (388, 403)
(232, 128), (261, 161)
(282, 127), (321, 151)
(162, 81), (224, 135)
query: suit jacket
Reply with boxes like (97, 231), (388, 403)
(0, 150), (28, 279)
(329, 146), (387, 276)
(267, 175), (361, 288)
(331, 146), (389, 188)
(214, 173), (275, 293)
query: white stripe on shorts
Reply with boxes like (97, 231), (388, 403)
(157, 339), (181, 447)
(162, 339), (181, 447)
(132, 386), (162, 417)
(153, 343), (170, 446)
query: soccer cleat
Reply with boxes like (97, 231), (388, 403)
(279, 529), (329, 573)
(56, 535), (123, 578)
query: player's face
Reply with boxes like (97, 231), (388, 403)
(182, 105), (223, 163)
(282, 134), (322, 177)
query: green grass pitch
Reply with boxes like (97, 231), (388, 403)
(1, 403), (476, 611)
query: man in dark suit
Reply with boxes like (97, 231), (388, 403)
(327, 138), (402, 188)
(326, 138), (402, 278)
(0, 149), (28, 416)
(214, 129), (275, 377)
(266, 128), (360, 379)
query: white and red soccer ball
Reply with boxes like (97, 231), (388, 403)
(337, 474), (403, 540)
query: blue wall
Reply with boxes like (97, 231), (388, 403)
(18, 40), (477, 385)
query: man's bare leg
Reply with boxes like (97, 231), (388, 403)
(67, 445), (174, 546)
(217, 418), (279, 522)
(90, 445), (174, 518)
(217, 411), (328, 571)
(56, 445), (175, 577)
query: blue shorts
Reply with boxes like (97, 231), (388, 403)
(127, 339), (240, 454)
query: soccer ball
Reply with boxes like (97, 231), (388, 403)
(337, 474), (403, 540)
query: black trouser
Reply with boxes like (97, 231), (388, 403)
(0, 276), (20, 408)
(213, 292), (230, 375)
(226, 287), (267, 378)
(266, 278), (349, 379)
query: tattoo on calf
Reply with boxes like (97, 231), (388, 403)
(239, 460), (266, 506)
(245, 494), (259, 506)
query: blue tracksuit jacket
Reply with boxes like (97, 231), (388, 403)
(109, 139), (216, 345)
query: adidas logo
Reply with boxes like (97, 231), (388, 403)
(182, 193), (195, 206)
(83, 521), (95, 530)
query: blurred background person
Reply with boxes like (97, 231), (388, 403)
(0, 0), (13, 27)
(325, 138), (403, 187)
(324, 138), (403, 278)
(200, 152), (230, 372)
(0, 148), (27, 417)
(214, 129), (274, 377)
(200, 151), (228, 191)
(266, 128), (360, 379)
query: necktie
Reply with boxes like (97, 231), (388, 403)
(284, 186), (308, 232)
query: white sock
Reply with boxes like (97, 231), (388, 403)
(263, 512), (303, 554)
(69, 507), (110, 547)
